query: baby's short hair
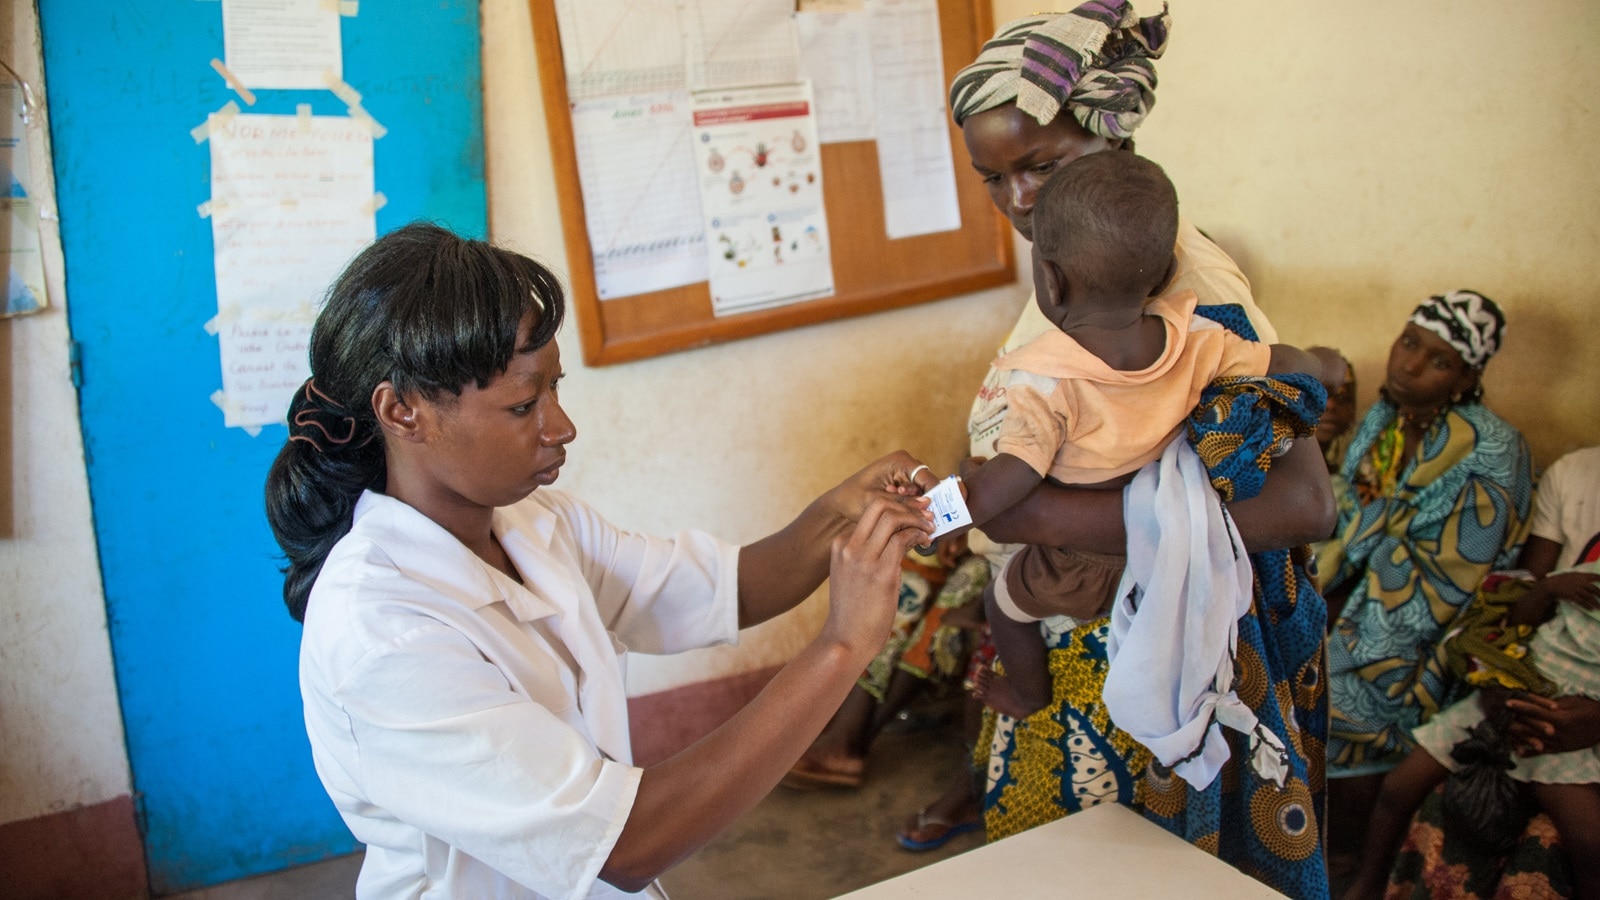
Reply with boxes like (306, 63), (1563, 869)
(1033, 151), (1178, 299)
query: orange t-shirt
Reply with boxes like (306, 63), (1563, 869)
(992, 290), (1269, 485)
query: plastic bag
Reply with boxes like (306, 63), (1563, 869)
(1440, 707), (1532, 855)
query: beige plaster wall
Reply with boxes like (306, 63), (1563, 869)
(0, 1), (131, 825)
(1062, 0), (1598, 465)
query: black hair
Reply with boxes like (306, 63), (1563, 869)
(264, 223), (566, 621)
(1032, 150), (1178, 299)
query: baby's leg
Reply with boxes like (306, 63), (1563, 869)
(1529, 781), (1600, 900)
(1338, 748), (1449, 900)
(973, 582), (1051, 720)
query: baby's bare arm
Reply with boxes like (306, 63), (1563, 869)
(959, 453), (1045, 529)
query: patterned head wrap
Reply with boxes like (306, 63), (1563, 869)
(1407, 289), (1506, 368)
(948, 2), (1171, 139)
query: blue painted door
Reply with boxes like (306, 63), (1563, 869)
(37, 2), (487, 891)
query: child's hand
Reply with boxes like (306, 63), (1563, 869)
(957, 455), (988, 481)
(1540, 570), (1600, 611)
(934, 533), (970, 568)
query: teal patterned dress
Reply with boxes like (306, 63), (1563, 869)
(1317, 399), (1534, 777)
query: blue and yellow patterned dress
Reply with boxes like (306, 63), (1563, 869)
(1316, 398), (1534, 777)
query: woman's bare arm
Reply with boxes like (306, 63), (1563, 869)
(599, 497), (928, 891)
(979, 436), (1336, 554)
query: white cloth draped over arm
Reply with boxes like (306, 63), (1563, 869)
(1102, 437), (1289, 790)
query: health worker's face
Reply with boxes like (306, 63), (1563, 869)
(425, 327), (575, 510)
(962, 104), (1115, 242)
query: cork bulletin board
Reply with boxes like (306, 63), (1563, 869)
(529, 0), (1015, 366)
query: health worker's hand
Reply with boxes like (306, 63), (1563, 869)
(821, 451), (939, 527)
(820, 495), (934, 655)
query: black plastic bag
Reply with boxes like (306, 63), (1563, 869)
(1440, 707), (1533, 855)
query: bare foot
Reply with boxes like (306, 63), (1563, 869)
(781, 749), (865, 790)
(972, 663), (1044, 720)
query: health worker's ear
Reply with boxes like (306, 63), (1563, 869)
(372, 381), (425, 443)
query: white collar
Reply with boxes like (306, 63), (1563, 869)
(352, 490), (561, 621)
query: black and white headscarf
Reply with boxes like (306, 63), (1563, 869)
(1407, 290), (1506, 368)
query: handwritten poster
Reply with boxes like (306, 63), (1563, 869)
(221, 0), (343, 90)
(692, 82), (833, 315)
(208, 113), (375, 430)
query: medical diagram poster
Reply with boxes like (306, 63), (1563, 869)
(691, 82), (833, 316)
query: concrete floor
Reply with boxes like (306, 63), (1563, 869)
(165, 712), (979, 900)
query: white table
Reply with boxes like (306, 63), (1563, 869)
(836, 802), (1288, 898)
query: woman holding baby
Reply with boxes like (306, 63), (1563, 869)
(907, 4), (1342, 898)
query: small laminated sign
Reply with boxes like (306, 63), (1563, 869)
(925, 475), (972, 539)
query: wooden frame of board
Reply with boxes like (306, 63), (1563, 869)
(528, 1), (1014, 366)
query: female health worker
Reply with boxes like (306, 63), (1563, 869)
(266, 223), (938, 898)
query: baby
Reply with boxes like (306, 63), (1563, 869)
(939, 151), (1341, 721)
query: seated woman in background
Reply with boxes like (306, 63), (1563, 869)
(265, 224), (937, 898)
(1315, 290), (1535, 853)
(1317, 354), (1358, 526)
(1340, 565), (1600, 900)
(1370, 443), (1600, 900)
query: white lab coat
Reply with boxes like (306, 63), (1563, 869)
(300, 489), (741, 899)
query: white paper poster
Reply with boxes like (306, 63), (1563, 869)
(570, 93), (708, 300)
(681, 0), (801, 91)
(221, 0), (343, 90)
(555, 0), (687, 99)
(869, 0), (961, 238)
(691, 83), (833, 316)
(795, 11), (876, 143)
(208, 114), (375, 429)
(2, 80), (45, 316)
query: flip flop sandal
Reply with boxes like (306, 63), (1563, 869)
(779, 756), (864, 790)
(895, 808), (981, 851)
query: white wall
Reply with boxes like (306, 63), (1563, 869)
(0, 0), (130, 825)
